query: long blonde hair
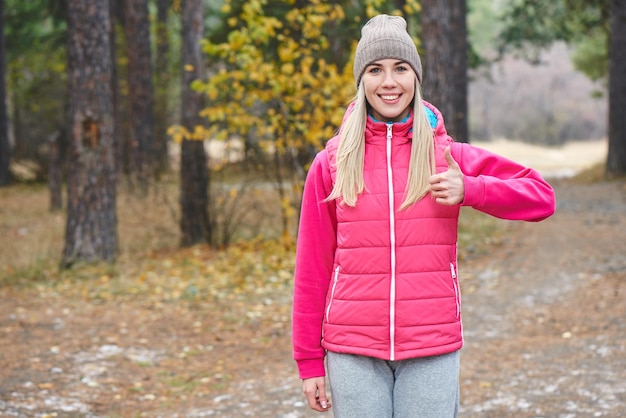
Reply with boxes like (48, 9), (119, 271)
(327, 79), (435, 210)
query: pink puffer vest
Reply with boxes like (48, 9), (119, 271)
(321, 102), (463, 361)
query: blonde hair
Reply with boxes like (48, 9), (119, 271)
(327, 79), (435, 210)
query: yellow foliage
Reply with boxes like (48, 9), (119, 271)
(196, 0), (357, 157)
(227, 31), (248, 51)
(280, 63), (295, 75)
(277, 47), (296, 63)
(166, 125), (207, 143)
(191, 125), (208, 141)
(167, 125), (187, 144)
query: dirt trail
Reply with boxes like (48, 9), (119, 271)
(459, 179), (626, 417)
(1, 179), (625, 417)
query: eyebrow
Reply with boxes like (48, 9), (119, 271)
(367, 60), (409, 67)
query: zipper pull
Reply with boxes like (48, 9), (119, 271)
(450, 262), (457, 279)
(386, 123), (393, 140)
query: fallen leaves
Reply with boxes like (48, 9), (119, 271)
(29, 239), (296, 321)
(0, 235), (300, 415)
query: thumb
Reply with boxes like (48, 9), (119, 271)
(317, 381), (330, 409)
(444, 146), (459, 170)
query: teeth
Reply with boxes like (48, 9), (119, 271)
(381, 95), (399, 100)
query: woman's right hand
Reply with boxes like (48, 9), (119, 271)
(302, 377), (332, 412)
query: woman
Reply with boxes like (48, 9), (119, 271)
(292, 14), (555, 417)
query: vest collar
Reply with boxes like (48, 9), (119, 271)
(365, 111), (414, 144)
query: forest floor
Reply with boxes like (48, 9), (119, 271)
(1, 141), (625, 417)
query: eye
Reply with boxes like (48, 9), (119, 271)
(367, 66), (381, 74)
(395, 65), (409, 72)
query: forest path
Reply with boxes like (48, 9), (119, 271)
(458, 179), (626, 417)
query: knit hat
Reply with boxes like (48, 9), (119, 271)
(353, 14), (422, 87)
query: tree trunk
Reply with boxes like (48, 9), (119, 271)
(607, 0), (626, 177)
(180, 0), (210, 247)
(421, 0), (469, 143)
(450, 0), (469, 143)
(124, 0), (154, 190)
(109, 0), (123, 177)
(62, 0), (118, 267)
(154, 0), (171, 176)
(48, 131), (63, 210)
(0, 0), (10, 186)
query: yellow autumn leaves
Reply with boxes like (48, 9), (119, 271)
(169, 1), (353, 150)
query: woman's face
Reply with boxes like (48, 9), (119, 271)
(362, 59), (416, 122)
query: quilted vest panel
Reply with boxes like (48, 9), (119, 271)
(322, 107), (464, 360)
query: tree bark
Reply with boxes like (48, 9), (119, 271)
(607, 0), (626, 177)
(124, 0), (155, 190)
(180, 0), (210, 247)
(450, 0), (469, 143)
(62, 0), (118, 267)
(421, 0), (469, 143)
(109, 0), (123, 177)
(154, 0), (171, 176)
(0, 0), (10, 186)
(48, 131), (63, 210)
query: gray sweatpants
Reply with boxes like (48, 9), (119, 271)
(327, 350), (460, 418)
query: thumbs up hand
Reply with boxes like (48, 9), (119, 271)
(428, 146), (465, 206)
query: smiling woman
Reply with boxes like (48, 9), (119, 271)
(292, 13), (556, 418)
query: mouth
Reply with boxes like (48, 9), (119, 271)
(379, 94), (401, 101)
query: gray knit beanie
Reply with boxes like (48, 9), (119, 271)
(353, 14), (422, 87)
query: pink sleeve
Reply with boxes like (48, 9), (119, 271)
(292, 150), (337, 379)
(451, 142), (556, 221)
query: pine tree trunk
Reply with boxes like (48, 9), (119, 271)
(421, 0), (469, 142)
(607, 0), (626, 177)
(180, 0), (210, 247)
(62, 0), (118, 267)
(0, 0), (10, 186)
(154, 0), (170, 176)
(48, 131), (63, 210)
(109, 0), (123, 177)
(124, 0), (155, 190)
(450, 0), (469, 143)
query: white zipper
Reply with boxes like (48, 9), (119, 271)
(450, 262), (460, 319)
(386, 123), (397, 361)
(325, 266), (341, 322)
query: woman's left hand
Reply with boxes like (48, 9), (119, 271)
(429, 146), (465, 205)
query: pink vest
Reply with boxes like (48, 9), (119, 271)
(321, 105), (464, 361)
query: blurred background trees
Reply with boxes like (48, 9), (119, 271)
(0, 0), (623, 264)
(494, 0), (624, 177)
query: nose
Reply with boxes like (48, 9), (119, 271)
(381, 70), (398, 87)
